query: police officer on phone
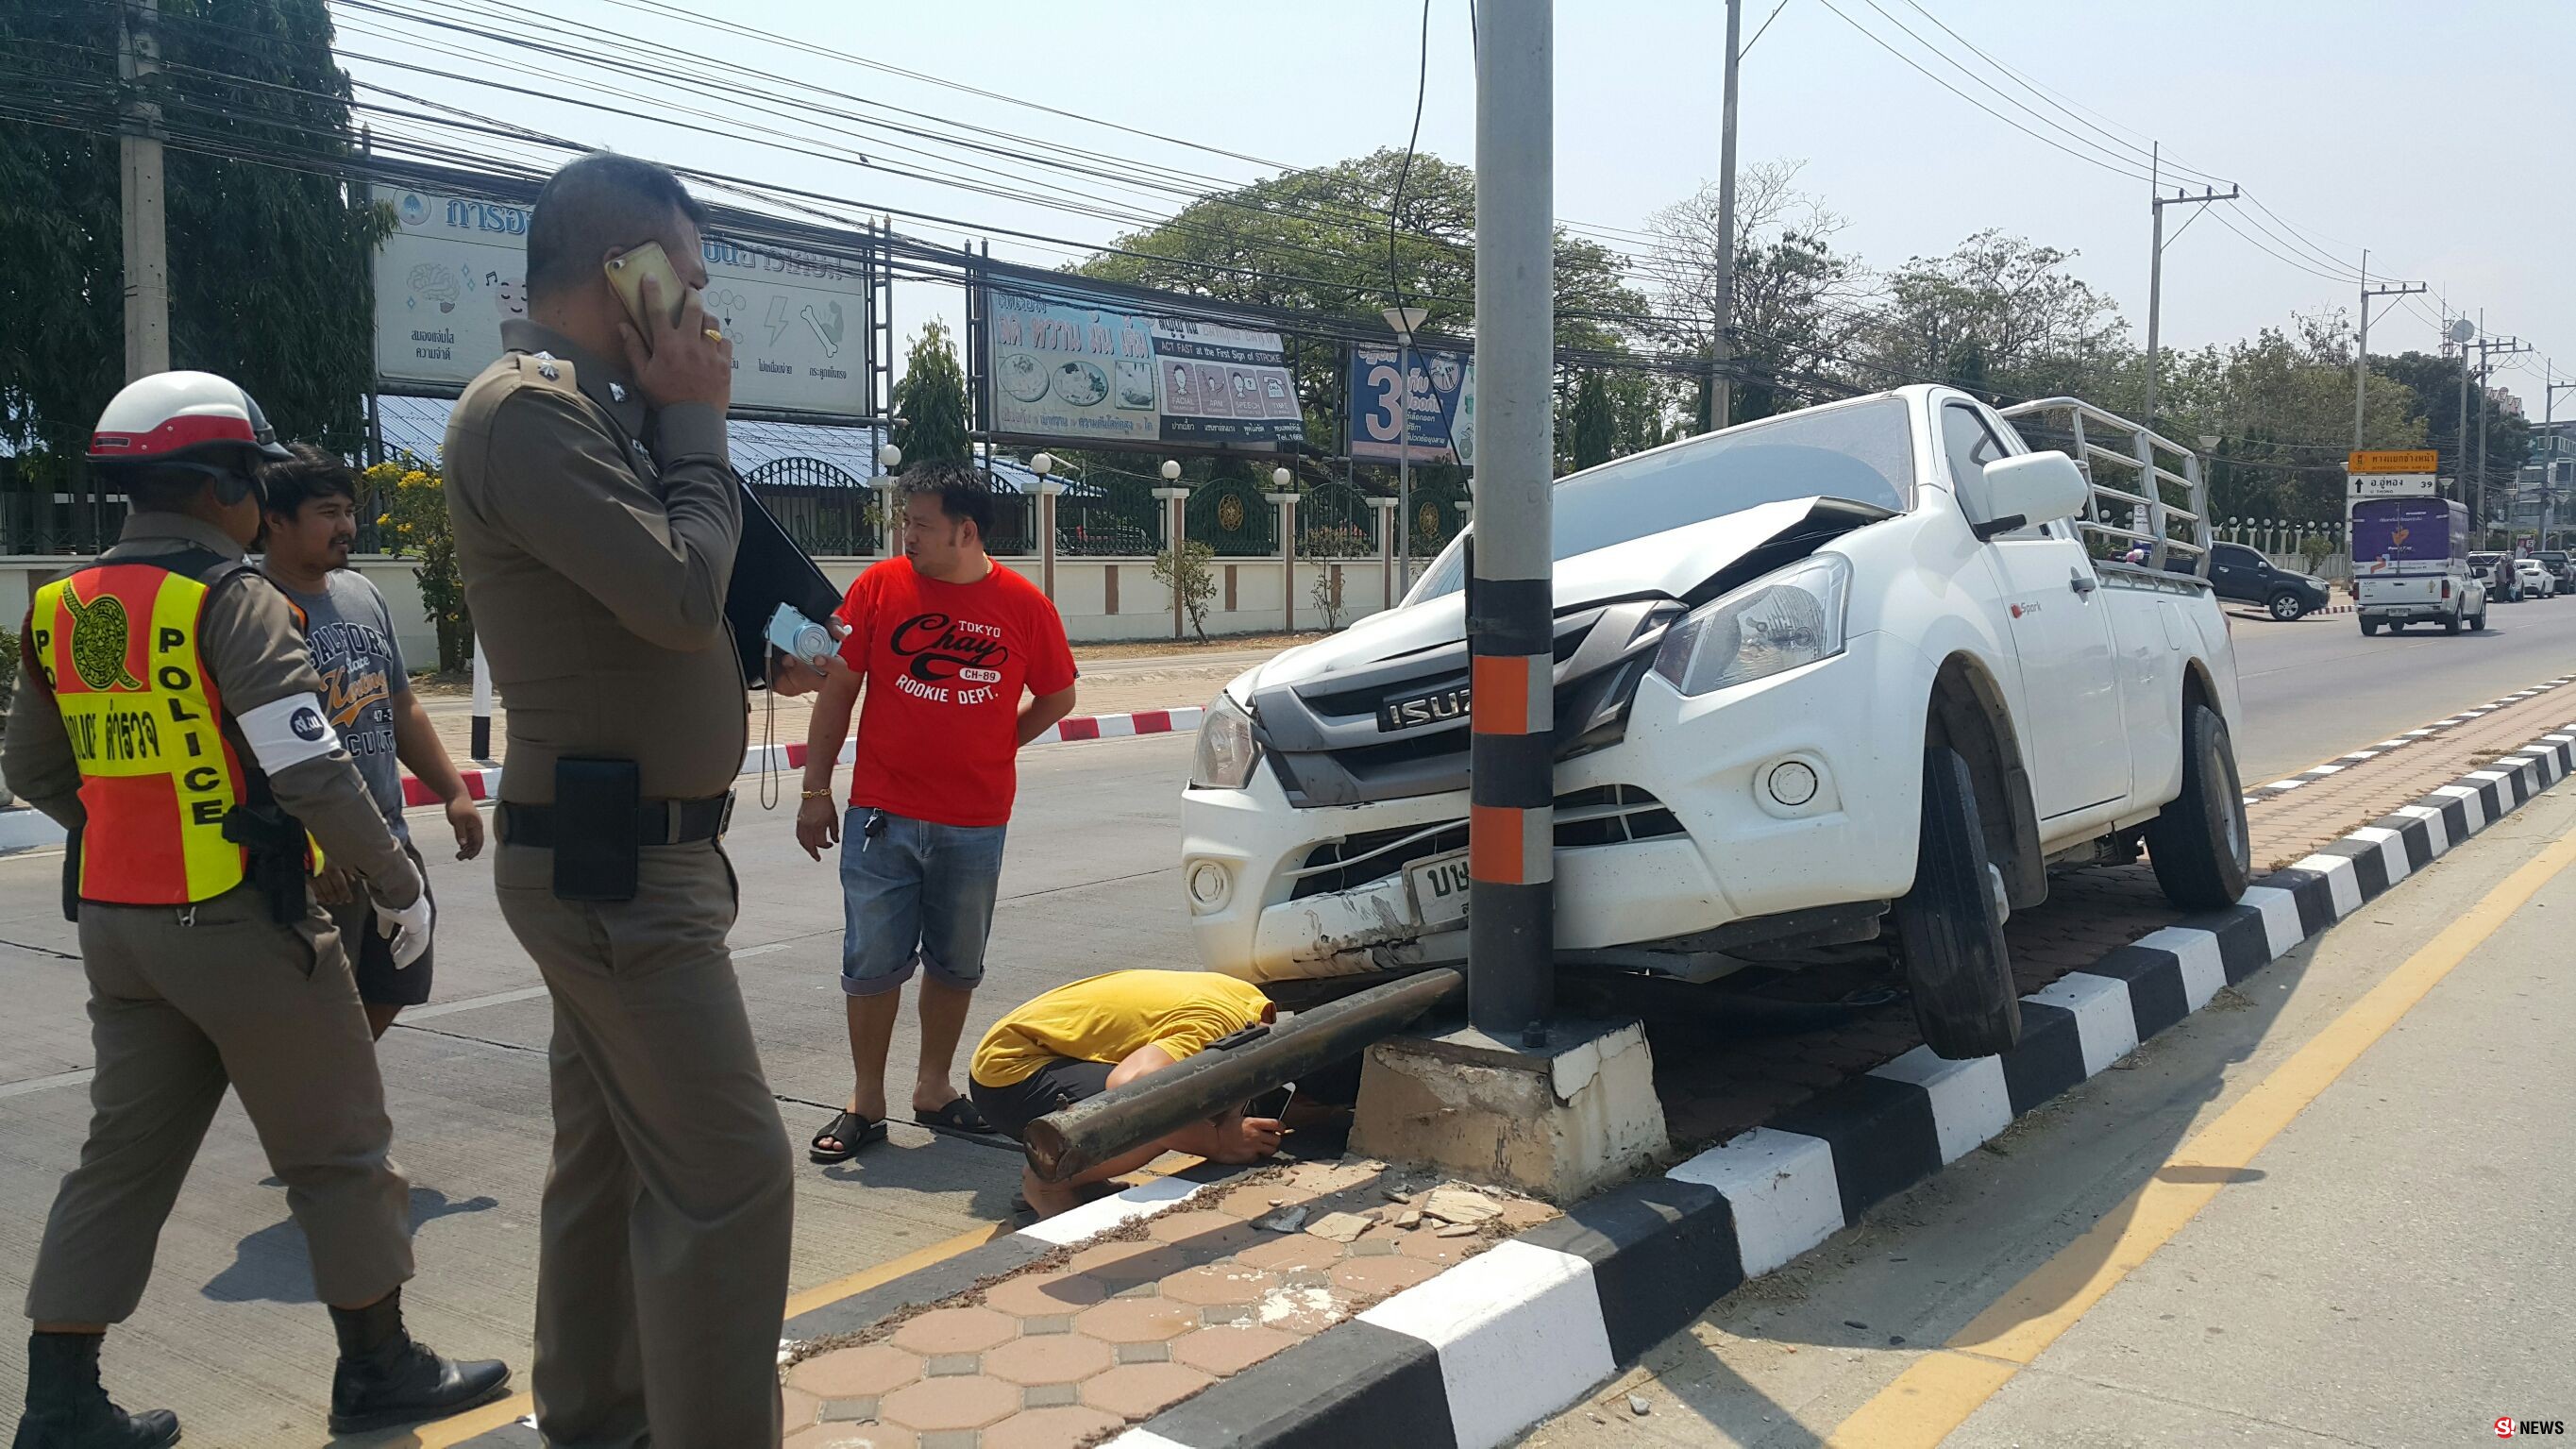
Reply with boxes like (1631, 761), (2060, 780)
(442, 153), (804, 1447)
(4, 373), (509, 1447)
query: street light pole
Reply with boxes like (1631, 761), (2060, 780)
(1467, 0), (1556, 1038)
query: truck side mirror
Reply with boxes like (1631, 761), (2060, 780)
(1969, 451), (2089, 542)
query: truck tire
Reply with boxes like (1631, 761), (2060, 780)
(2472, 607), (2488, 631)
(2444, 610), (2463, 634)
(2266, 590), (2306, 621)
(2147, 702), (2251, 911)
(1892, 746), (2019, 1060)
(2361, 617), (2379, 636)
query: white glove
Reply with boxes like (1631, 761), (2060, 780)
(375, 892), (434, 970)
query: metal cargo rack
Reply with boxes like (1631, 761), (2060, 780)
(1998, 397), (2213, 577)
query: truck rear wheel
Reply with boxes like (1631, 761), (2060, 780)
(2147, 702), (2251, 910)
(2445, 610), (2463, 634)
(1893, 745), (2020, 1060)
(2361, 618), (2379, 636)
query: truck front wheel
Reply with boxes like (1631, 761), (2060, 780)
(1893, 745), (2020, 1060)
(2147, 702), (2251, 910)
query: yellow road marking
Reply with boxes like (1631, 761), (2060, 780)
(1825, 814), (2576, 1449)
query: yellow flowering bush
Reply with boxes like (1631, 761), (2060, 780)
(362, 454), (470, 672)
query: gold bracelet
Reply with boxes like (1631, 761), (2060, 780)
(800, 788), (835, 800)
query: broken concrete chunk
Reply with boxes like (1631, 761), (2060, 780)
(1421, 1188), (1503, 1225)
(1304, 1211), (1374, 1243)
(1435, 1222), (1479, 1238)
(1254, 1205), (1308, 1233)
(1628, 1393), (1652, 1417)
(1395, 1209), (1423, 1229)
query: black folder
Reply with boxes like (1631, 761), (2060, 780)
(724, 477), (848, 689)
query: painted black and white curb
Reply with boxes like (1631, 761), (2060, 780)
(1107, 721), (2576, 1449)
(2239, 675), (2572, 805)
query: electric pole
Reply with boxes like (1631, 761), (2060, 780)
(1709, 0), (1742, 433)
(116, 0), (169, 379)
(1468, 0), (1555, 1037)
(2142, 144), (2238, 426)
(2468, 317), (2532, 540)
(2353, 251), (2424, 451)
(2543, 367), (2575, 549)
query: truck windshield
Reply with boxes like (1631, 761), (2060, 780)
(1413, 396), (1914, 599)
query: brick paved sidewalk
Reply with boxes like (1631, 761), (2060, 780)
(779, 1161), (1555, 1448)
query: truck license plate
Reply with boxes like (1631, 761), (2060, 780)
(1406, 851), (1473, 927)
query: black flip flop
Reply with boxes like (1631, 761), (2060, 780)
(810, 1110), (885, 1164)
(913, 1097), (997, 1136)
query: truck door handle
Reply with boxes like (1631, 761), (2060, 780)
(2069, 570), (2098, 598)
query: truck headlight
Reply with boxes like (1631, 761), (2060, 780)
(1191, 692), (1261, 790)
(1652, 554), (1851, 698)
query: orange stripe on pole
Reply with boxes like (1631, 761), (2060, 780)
(1471, 803), (1525, 884)
(1472, 654), (1529, 734)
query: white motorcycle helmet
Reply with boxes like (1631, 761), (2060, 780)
(86, 371), (295, 504)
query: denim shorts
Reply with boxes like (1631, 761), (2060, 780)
(839, 808), (1007, 997)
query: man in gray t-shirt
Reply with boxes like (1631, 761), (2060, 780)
(259, 446), (486, 1036)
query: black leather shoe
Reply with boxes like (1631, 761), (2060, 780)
(326, 1291), (512, 1434)
(13, 1333), (181, 1449)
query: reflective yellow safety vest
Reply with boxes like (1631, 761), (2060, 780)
(27, 549), (271, 905)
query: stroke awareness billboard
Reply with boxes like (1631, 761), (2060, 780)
(985, 281), (1304, 450)
(374, 186), (872, 419)
(1347, 342), (1474, 466)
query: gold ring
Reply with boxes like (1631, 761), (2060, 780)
(703, 328), (725, 343)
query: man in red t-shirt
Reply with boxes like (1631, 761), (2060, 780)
(796, 461), (1079, 1160)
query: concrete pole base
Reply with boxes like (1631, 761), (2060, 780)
(1348, 1016), (1668, 1203)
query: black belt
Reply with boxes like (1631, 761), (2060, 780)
(497, 792), (734, 848)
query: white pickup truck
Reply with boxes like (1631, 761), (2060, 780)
(1181, 386), (2252, 1059)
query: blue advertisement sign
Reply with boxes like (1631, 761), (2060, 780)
(2352, 497), (2463, 574)
(986, 283), (1302, 449)
(1349, 344), (1475, 466)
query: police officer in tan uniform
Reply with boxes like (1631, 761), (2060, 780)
(441, 154), (799, 1447)
(5, 373), (509, 1448)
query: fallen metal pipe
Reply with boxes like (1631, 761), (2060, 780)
(1023, 968), (1464, 1183)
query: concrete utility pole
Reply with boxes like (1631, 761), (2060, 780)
(2142, 144), (2238, 425)
(1709, 0), (1742, 432)
(2353, 251), (2425, 451)
(2469, 319), (2532, 537)
(1466, 0), (1557, 1038)
(116, 0), (170, 379)
(2543, 368), (2576, 549)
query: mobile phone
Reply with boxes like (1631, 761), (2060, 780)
(604, 242), (688, 336)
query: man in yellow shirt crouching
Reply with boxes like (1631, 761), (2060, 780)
(969, 970), (1288, 1216)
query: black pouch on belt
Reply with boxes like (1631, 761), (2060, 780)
(221, 803), (316, 924)
(59, 825), (80, 923)
(552, 757), (642, 902)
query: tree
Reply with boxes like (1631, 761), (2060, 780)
(1850, 230), (2134, 408)
(889, 319), (970, 466)
(1076, 148), (1652, 454)
(1151, 540), (1217, 642)
(1642, 160), (1875, 425)
(1, 0), (391, 545)
(366, 454), (469, 672)
(1569, 371), (1613, 470)
(2155, 313), (2429, 525)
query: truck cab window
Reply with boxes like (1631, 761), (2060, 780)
(1944, 403), (2050, 539)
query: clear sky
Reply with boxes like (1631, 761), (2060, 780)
(343, 0), (2576, 414)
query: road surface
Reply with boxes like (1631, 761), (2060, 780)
(0, 599), (2568, 1443)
